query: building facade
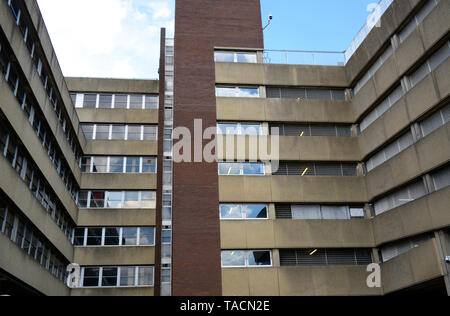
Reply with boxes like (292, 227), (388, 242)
(0, 0), (449, 296)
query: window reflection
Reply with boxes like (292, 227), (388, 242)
(221, 251), (246, 267)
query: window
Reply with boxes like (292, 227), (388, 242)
(272, 123), (352, 137)
(80, 157), (92, 173)
(138, 267), (154, 286)
(83, 94), (97, 108)
(122, 228), (138, 246)
(129, 95), (143, 109)
(86, 228), (102, 246)
(143, 126), (158, 140)
(360, 85), (404, 132)
(214, 51), (257, 63)
(399, 0), (441, 43)
(266, 87), (346, 101)
(409, 41), (449, 88)
(106, 192), (123, 209)
(420, 104), (449, 137)
(79, 191), (156, 209)
(141, 192), (156, 209)
(95, 125), (110, 140)
(114, 95), (128, 109)
(92, 157), (108, 173)
(73, 228), (85, 246)
(432, 165), (450, 191)
(127, 125), (142, 140)
(280, 249), (372, 266)
(374, 180), (427, 215)
(98, 94), (112, 109)
(111, 125), (126, 140)
(216, 86), (260, 98)
(217, 123), (263, 135)
(381, 234), (434, 262)
(82, 125), (94, 140)
(82, 267), (100, 287)
(145, 95), (159, 109)
(366, 131), (414, 172)
(142, 157), (157, 173)
(274, 162), (358, 176)
(276, 204), (365, 220)
(104, 228), (120, 246)
(221, 250), (272, 268)
(120, 267), (136, 286)
(139, 227), (155, 246)
(220, 204), (268, 220)
(109, 157), (124, 173)
(218, 162), (265, 175)
(101, 267), (118, 287)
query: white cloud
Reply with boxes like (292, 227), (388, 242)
(37, 0), (174, 79)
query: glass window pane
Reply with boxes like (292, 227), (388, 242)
(98, 94), (112, 109)
(102, 267), (118, 287)
(248, 251), (272, 266)
(143, 126), (157, 140)
(141, 192), (156, 209)
(83, 94), (97, 108)
(109, 157), (124, 173)
(90, 191), (105, 208)
(138, 267), (154, 286)
(322, 206), (349, 220)
(127, 126), (142, 140)
(350, 208), (365, 219)
(120, 267), (136, 286)
(216, 86), (237, 97)
(237, 87), (259, 98)
(95, 125), (110, 140)
(122, 228), (137, 245)
(114, 95), (128, 109)
(142, 157), (156, 173)
(78, 191), (89, 208)
(129, 95), (143, 109)
(292, 205), (321, 219)
(242, 163), (265, 175)
(111, 125), (125, 140)
(106, 192), (122, 209)
(80, 157), (92, 173)
(433, 165), (450, 191)
(81, 124), (94, 140)
(92, 157), (108, 173)
(139, 227), (155, 245)
(83, 268), (100, 287)
(144, 95), (158, 109)
(219, 163), (240, 175)
(236, 52), (257, 63)
(124, 192), (139, 209)
(215, 51), (234, 62)
(245, 205), (268, 219)
(221, 251), (246, 267)
(217, 123), (239, 135)
(104, 228), (120, 246)
(86, 228), (102, 246)
(126, 157), (141, 173)
(220, 205), (243, 219)
(240, 124), (262, 135)
(73, 228), (85, 246)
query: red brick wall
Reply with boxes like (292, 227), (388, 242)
(172, 0), (263, 296)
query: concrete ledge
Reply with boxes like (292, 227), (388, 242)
(381, 238), (444, 294)
(71, 287), (154, 296)
(77, 209), (156, 227)
(0, 233), (70, 296)
(65, 77), (159, 94)
(80, 173), (157, 191)
(84, 140), (158, 156)
(74, 246), (155, 266)
(220, 219), (375, 250)
(76, 109), (159, 124)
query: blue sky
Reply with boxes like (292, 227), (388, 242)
(37, 0), (378, 79)
(261, 0), (379, 51)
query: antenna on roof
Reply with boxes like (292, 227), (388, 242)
(263, 14), (273, 31)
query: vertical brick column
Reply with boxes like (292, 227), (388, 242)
(172, 0), (263, 296)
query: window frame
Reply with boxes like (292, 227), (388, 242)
(221, 250), (273, 268)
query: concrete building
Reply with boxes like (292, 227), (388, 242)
(0, 0), (449, 296)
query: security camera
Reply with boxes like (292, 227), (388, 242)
(269, 14), (273, 20)
(263, 15), (273, 31)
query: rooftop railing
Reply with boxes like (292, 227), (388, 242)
(263, 50), (346, 66)
(344, 0), (394, 62)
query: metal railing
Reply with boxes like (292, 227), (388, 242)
(344, 0), (394, 62)
(263, 49), (346, 66)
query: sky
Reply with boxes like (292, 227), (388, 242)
(37, 0), (378, 79)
